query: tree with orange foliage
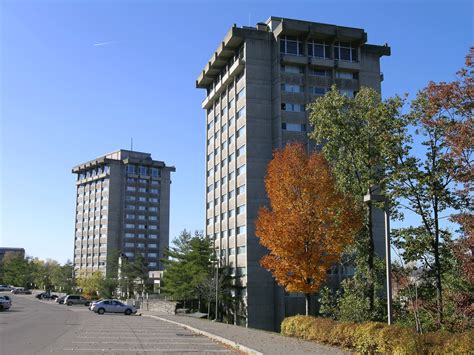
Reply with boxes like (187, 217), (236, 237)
(256, 143), (363, 315)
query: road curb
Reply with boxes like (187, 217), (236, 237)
(142, 314), (263, 355)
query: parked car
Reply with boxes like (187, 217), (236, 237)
(0, 285), (14, 292)
(0, 296), (11, 311)
(36, 292), (58, 300)
(11, 287), (32, 294)
(91, 299), (137, 315)
(64, 295), (90, 306)
(55, 295), (67, 304)
(88, 299), (103, 311)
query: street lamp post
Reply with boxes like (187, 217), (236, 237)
(364, 188), (393, 325)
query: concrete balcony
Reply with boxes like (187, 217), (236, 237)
(310, 57), (335, 68)
(202, 58), (245, 109)
(280, 54), (307, 66)
(336, 59), (360, 71)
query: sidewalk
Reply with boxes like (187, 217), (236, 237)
(141, 311), (345, 355)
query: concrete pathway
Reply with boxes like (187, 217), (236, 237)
(142, 311), (346, 355)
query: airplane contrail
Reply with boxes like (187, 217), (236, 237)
(93, 41), (117, 47)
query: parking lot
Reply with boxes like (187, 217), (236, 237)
(0, 292), (236, 354)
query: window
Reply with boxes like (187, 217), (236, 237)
(237, 246), (246, 254)
(150, 188), (159, 194)
(308, 68), (329, 77)
(229, 98), (234, 109)
(229, 248), (235, 255)
(207, 121), (214, 130)
(149, 207), (158, 212)
(229, 208), (235, 217)
(207, 218), (213, 225)
(228, 134), (235, 145)
(237, 145), (246, 157)
(151, 168), (160, 177)
(126, 186), (136, 192)
(280, 35), (304, 56)
(125, 233), (134, 238)
(237, 205), (246, 215)
(229, 228), (235, 236)
(149, 234), (158, 239)
(281, 65), (304, 74)
(228, 190), (235, 199)
(149, 243), (157, 248)
(138, 224), (145, 229)
(309, 86), (327, 96)
(281, 103), (305, 112)
(149, 197), (159, 203)
(139, 197), (147, 202)
(221, 158), (227, 168)
(137, 233), (145, 239)
(138, 205), (146, 211)
(237, 87), (246, 100)
(221, 212), (227, 220)
(281, 84), (304, 93)
(340, 89), (356, 98)
(148, 225), (158, 230)
(336, 70), (358, 80)
(149, 262), (157, 267)
(237, 185), (246, 195)
(236, 126), (245, 138)
(237, 164), (246, 176)
(148, 253), (157, 258)
(307, 40), (331, 59)
(126, 214), (135, 220)
(229, 153), (234, 163)
(214, 114), (220, 124)
(282, 123), (307, 132)
(221, 106), (227, 116)
(335, 42), (357, 62)
(139, 166), (147, 175)
(126, 195), (136, 201)
(125, 243), (134, 247)
(237, 226), (245, 235)
(126, 205), (135, 210)
(221, 176), (228, 185)
(127, 165), (136, 174)
(125, 224), (134, 229)
(237, 106), (246, 120)
(138, 215), (146, 220)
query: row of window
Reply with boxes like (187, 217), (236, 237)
(125, 196), (159, 203)
(207, 184), (246, 210)
(78, 187), (108, 195)
(126, 186), (159, 193)
(208, 226), (246, 239)
(219, 245), (246, 256)
(126, 165), (161, 177)
(127, 177), (160, 185)
(125, 214), (158, 221)
(125, 205), (159, 212)
(124, 242), (158, 248)
(281, 84), (327, 95)
(124, 233), (158, 239)
(280, 36), (358, 62)
(207, 105), (246, 131)
(125, 224), (158, 230)
(77, 165), (110, 180)
(207, 127), (245, 162)
(207, 164), (246, 192)
(208, 204), (246, 223)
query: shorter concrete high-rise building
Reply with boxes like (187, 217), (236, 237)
(72, 150), (175, 277)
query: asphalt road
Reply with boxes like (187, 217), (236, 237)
(0, 292), (236, 355)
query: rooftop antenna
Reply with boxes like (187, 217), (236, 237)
(248, 12), (251, 27)
(130, 137), (133, 151)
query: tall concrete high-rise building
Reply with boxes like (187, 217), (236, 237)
(197, 17), (390, 331)
(72, 150), (175, 278)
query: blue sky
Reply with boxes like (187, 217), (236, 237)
(0, 0), (472, 263)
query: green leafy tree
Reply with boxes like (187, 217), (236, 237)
(308, 86), (407, 317)
(0, 253), (32, 287)
(162, 230), (213, 309)
(119, 252), (149, 298)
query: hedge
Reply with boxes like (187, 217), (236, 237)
(281, 315), (473, 354)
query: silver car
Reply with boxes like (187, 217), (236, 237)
(0, 296), (11, 311)
(91, 299), (137, 315)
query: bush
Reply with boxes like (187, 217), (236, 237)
(281, 316), (472, 354)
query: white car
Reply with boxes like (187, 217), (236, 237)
(0, 296), (11, 311)
(91, 299), (137, 315)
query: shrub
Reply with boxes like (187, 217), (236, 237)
(281, 316), (472, 354)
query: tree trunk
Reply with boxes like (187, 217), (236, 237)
(433, 198), (443, 329)
(367, 202), (375, 313)
(305, 293), (311, 316)
(207, 299), (211, 319)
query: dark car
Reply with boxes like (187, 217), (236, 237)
(36, 292), (58, 300)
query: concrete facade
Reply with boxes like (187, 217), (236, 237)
(197, 17), (390, 331)
(72, 150), (175, 278)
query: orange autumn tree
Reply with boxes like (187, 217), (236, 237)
(256, 143), (363, 315)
